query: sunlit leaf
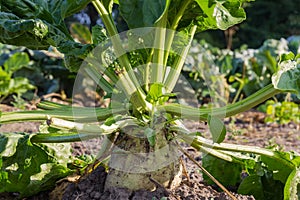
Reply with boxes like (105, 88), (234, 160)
(194, 0), (246, 30)
(3, 52), (29, 72)
(0, 132), (73, 197)
(272, 57), (300, 98)
(284, 168), (300, 200)
(280, 52), (295, 62)
(261, 151), (296, 183)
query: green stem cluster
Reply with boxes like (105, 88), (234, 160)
(163, 0), (192, 67)
(1, 84), (280, 125)
(164, 25), (197, 92)
(0, 105), (125, 123)
(92, 0), (151, 112)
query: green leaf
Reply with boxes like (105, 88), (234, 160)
(145, 83), (173, 104)
(58, 42), (94, 72)
(202, 154), (242, 186)
(0, 67), (10, 80)
(260, 151), (295, 183)
(280, 52), (295, 62)
(143, 0), (166, 26)
(0, 132), (73, 197)
(238, 175), (265, 200)
(119, 0), (146, 28)
(7, 77), (35, 96)
(104, 115), (123, 126)
(26, 163), (72, 195)
(3, 52), (29, 73)
(0, 80), (10, 96)
(0, 13), (51, 49)
(146, 83), (164, 103)
(119, 0), (166, 28)
(271, 57), (300, 98)
(0, 51), (35, 100)
(171, 0), (247, 33)
(92, 25), (108, 45)
(261, 171), (285, 200)
(145, 127), (156, 146)
(208, 115), (226, 143)
(238, 172), (285, 200)
(0, 0), (92, 71)
(0, 0), (90, 21)
(61, 0), (92, 18)
(194, 0), (246, 30)
(228, 75), (236, 83)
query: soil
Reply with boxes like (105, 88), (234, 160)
(0, 103), (299, 200)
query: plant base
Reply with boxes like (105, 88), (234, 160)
(104, 129), (182, 191)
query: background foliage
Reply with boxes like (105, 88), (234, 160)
(183, 37), (300, 104)
(195, 0), (300, 49)
(0, 44), (75, 104)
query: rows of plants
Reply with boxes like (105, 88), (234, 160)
(183, 36), (300, 125)
(0, 43), (76, 106)
(184, 36), (300, 103)
(0, 0), (300, 200)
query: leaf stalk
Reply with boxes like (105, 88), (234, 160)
(159, 84), (280, 120)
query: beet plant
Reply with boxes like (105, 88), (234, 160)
(0, 0), (300, 199)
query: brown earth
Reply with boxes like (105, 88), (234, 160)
(0, 103), (299, 200)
